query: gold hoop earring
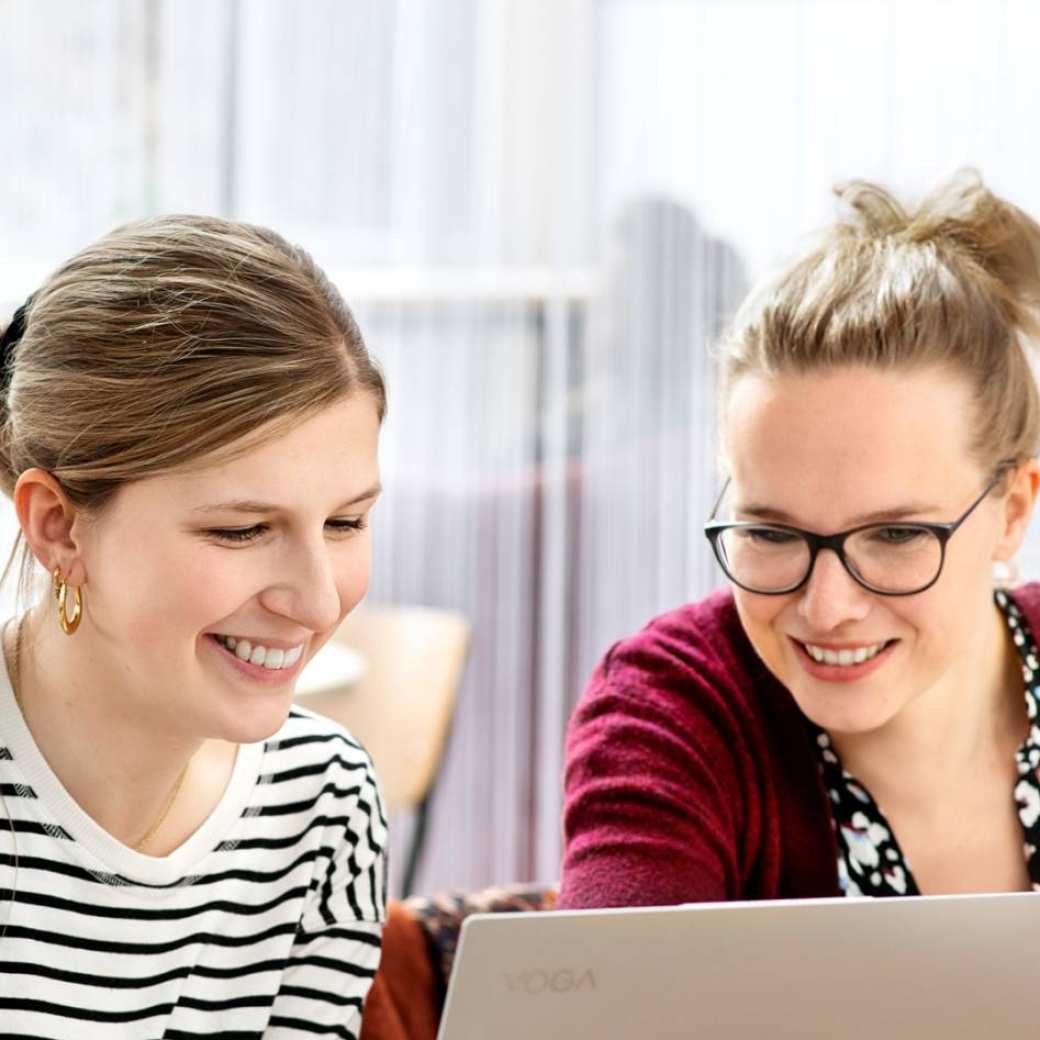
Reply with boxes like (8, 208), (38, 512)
(52, 567), (83, 635)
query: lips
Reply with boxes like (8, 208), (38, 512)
(800, 640), (893, 667)
(214, 634), (304, 670)
(208, 633), (306, 681)
(791, 636), (898, 681)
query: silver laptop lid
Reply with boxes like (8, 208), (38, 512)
(437, 892), (1040, 1040)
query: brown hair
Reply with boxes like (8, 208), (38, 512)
(719, 168), (1040, 471)
(0, 214), (386, 587)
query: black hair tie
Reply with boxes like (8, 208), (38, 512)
(0, 294), (34, 391)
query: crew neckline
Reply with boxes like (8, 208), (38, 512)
(0, 617), (264, 887)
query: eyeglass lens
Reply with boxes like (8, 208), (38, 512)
(715, 524), (943, 594)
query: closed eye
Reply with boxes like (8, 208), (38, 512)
(326, 516), (367, 534)
(207, 524), (268, 544)
(865, 525), (930, 546)
(206, 516), (368, 545)
(742, 526), (802, 546)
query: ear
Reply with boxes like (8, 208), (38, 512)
(993, 459), (1040, 562)
(13, 468), (89, 585)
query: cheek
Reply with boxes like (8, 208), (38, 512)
(88, 525), (373, 645)
(907, 530), (995, 634)
(90, 532), (251, 646)
(732, 590), (791, 660)
(898, 558), (987, 660)
(337, 539), (372, 613)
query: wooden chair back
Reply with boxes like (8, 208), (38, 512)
(300, 604), (471, 814)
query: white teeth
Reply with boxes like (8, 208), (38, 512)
(804, 641), (887, 667)
(216, 634), (304, 671)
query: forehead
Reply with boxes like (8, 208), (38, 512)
(723, 364), (980, 518)
(114, 395), (382, 515)
(198, 396), (381, 477)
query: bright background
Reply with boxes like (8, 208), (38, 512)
(3, 0), (1040, 894)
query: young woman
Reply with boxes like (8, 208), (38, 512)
(560, 170), (1040, 908)
(0, 217), (387, 1037)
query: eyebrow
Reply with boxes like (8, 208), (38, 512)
(190, 483), (382, 516)
(736, 502), (942, 527)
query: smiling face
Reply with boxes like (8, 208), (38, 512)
(722, 364), (1025, 737)
(73, 393), (382, 744)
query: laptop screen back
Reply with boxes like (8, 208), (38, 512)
(437, 892), (1039, 1040)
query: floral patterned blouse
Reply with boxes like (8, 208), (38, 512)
(814, 589), (1040, 897)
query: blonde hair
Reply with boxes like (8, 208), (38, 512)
(0, 214), (386, 589)
(719, 169), (1040, 470)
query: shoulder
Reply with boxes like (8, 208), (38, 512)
(268, 702), (373, 760)
(578, 587), (774, 723)
(565, 586), (802, 791)
(261, 706), (385, 823)
(616, 586), (755, 669)
(267, 709), (388, 926)
(561, 589), (828, 906)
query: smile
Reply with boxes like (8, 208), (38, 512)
(800, 640), (891, 667)
(213, 634), (304, 671)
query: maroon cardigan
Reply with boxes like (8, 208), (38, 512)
(559, 582), (1040, 909)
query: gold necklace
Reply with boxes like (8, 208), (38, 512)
(10, 614), (25, 710)
(8, 614), (189, 854)
(132, 762), (189, 853)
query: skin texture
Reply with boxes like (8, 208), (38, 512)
(10, 392), (382, 853)
(723, 364), (1040, 892)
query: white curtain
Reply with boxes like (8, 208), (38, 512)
(3, 0), (1040, 895)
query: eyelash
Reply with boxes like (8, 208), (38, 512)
(207, 518), (367, 544)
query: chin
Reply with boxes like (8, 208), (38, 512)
(212, 693), (297, 745)
(787, 685), (900, 737)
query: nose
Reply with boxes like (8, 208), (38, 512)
(259, 536), (346, 634)
(796, 547), (873, 632)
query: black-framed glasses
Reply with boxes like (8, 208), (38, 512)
(703, 468), (1011, 597)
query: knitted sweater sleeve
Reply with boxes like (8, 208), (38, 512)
(558, 600), (766, 909)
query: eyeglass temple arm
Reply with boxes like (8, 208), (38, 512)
(708, 477), (731, 521)
(945, 465), (1017, 536)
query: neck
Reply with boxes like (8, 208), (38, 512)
(9, 609), (226, 852)
(830, 599), (1026, 805)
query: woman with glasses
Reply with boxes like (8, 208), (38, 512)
(559, 170), (1040, 907)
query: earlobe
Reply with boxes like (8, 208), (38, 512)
(13, 468), (88, 585)
(994, 460), (1040, 561)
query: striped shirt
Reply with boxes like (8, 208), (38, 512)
(0, 675), (387, 1040)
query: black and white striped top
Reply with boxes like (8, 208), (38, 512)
(0, 670), (387, 1039)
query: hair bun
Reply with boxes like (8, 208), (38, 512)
(838, 169), (1040, 337)
(720, 167), (1040, 475)
(832, 178), (910, 235)
(0, 295), (33, 391)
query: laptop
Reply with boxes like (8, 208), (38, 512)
(436, 892), (1040, 1040)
